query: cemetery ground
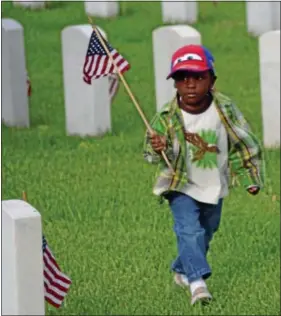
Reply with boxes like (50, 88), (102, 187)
(1, 1), (280, 315)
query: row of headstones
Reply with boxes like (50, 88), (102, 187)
(2, 17), (280, 147)
(13, 0), (281, 37)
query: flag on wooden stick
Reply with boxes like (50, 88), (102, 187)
(85, 19), (175, 174)
(83, 30), (130, 84)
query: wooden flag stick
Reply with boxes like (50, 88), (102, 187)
(22, 191), (28, 202)
(88, 17), (175, 174)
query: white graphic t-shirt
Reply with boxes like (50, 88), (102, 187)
(179, 101), (229, 205)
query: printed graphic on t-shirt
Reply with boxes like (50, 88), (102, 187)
(186, 129), (219, 169)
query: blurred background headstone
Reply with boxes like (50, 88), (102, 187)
(13, 1), (46, 9)
(246, 1), (280, 37)
(61, 25), (111, 137)
(152, 25), (201, 111)
(2, 18), (29, 128)
(259, 30), (280, 148)
(85, 1), (119, 18)
(161, 1), (198, 24)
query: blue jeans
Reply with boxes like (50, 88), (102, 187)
(165, 191), (223, 283)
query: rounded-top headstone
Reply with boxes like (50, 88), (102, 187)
(13, 1), (45, 9)
(2, 199), (44, 315)
(272, 2), (281, 30)
(2, 18), (29, 128)
(85, 1), (119, 18)
(61, 24), (111, 137)
(152, 25), (201, 111)
(246, 2), (278, 37)
(161, 1), (198, 24)
(259, 30), (280, 147)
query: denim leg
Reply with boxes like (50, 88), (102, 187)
(167, 192), (211, 283)
(171, 255), (184, 274)
(171, 232), (185, 274)
(199, 199), (223, 254)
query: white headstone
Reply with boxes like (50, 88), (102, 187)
(85, 1), (119, 18)
(259, 30), (280, 148)
(62, 25), (111, 137)
(272, 2), (281, 30)
(152, 25), (201, 111)
(246, 2), (279, 37)
(2, 18), (30, 128)
(161, 1), (198, 24)
(13, 1), (46, 9)
(2, 200), (45, 315)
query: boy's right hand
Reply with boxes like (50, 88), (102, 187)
(150, 133), (167, 153)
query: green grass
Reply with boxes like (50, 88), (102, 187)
(2, 1), (280, 315)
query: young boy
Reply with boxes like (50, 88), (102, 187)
(143, 44), (265, 305)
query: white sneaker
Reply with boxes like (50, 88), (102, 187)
(191, 286), (212, 305)
(174, 273), (189, 288)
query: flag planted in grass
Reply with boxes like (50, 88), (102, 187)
(83, 30), (130, 84)
(43, 236), (72, 308)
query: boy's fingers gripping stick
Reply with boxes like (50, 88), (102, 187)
(150, 131), (174, 174)
(150, 134), (166, 151)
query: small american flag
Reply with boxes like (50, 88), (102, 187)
(83, 30), (130, 84)
(43, 236), (72, 308)
(108, 73), (119, 102)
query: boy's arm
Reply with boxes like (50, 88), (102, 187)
(227, 103), (265, 191)
(143, 112), (174, 164)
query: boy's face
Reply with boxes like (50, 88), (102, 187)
(173, 70), (214, 106)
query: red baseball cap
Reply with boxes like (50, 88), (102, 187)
(167, 44), (215, 79)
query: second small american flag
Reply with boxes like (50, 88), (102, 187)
(43, 236), (72, 308)
(83, 30), (130, 84)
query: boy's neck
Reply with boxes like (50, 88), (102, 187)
(177, 93), (213, 115)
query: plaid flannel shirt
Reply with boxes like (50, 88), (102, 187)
(143, 91), (265, 198)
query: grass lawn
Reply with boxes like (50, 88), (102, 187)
(1, 1), (280, 315)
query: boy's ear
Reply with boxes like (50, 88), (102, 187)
(211, 75), (217, 90)
(213, 75), (217, 84)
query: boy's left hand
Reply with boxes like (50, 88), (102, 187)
(247, 186), (260, 195)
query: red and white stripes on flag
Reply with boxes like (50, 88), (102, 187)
(43, 236), (72, 308)
(83, 48), (130, 82)
(83, 30), (130, 84)
(108, 73), (119, 102)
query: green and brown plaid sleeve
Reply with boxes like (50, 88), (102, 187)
(219, 101), (265, 189)
(143, 111), (174, 164)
